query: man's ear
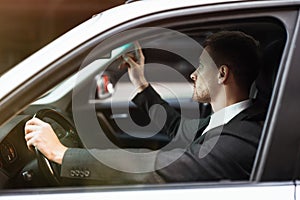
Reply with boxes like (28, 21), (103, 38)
(218, 65), (229, 84)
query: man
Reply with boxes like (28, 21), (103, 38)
(25, 31), (266, 184)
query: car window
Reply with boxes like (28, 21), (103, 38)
(0, 13), (289, 191)
(66, 17), (287, 183)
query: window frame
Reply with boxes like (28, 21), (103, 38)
(0, 2), (298, 196)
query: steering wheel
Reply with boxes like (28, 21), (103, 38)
(34, 109), (82, 185)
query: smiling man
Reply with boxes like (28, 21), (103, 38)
(25, 31), (266, 183)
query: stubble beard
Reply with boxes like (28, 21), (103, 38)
(192, 88), (211, 103)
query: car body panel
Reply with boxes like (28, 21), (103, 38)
(252, 7), (300, 181)
(0, 182), (295, 200)
(0, 0), (300, 199)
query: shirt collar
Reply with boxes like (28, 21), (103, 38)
(202, 99), (252, 134)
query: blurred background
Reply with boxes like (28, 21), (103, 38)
(0, 0), (124, 75)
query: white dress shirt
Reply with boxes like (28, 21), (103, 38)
(202, 99), (252, 135)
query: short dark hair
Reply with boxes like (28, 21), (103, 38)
(203, 31), (262, 90)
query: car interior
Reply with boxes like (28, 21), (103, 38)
(0, 16), (286, 189)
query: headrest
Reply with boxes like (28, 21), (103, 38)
(255, 39), (285, 105)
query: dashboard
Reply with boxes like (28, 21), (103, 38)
(0, 141), (17, 170)
(0, 115), (35, 188)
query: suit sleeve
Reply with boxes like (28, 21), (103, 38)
(60, 123), (259, 183)
(132, 85), (200, 143)
(59, 85), (200, 183)
(60, 148), (166, 184)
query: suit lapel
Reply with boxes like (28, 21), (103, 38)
(193, 111), (247, 144)
(193, 116), (210, 142)
(192, 100), (266, 144)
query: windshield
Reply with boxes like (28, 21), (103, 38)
(33, 42), (138, 104)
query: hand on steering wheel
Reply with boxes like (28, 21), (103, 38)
(25, 109), (81, 185)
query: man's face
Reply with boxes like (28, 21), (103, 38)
(190, 47), (219, 103)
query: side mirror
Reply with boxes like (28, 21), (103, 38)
(95, 74), (115, 99)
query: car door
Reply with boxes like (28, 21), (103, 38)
(60, 0), (299, 198)
(0, 1), (299, 199)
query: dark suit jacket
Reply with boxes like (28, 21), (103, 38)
(60, 85), (266, 184)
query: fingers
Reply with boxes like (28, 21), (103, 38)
(120, 41), (144, 67)
(122, 55), (138, 68)
(24, 117), (50, 150)
(24, 132), (36, 151)
(118, 59), (129, 70)
(25, 117), (49, 134)
(24, 124), (39, 134)
(119, 53), (136, 69)
(25, 117), (45, 126)
(133, 42), (145, 65)
(24, 118), (40, 150)
(134, 41), (141, 49)
(119, 42), (147, 89)
(23, 117), (66, 163)
(134, 41), (143, 58)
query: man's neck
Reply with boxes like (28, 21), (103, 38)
(209, 84), (250, 112)
(211, 96), (249, 112)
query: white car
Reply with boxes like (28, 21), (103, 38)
(0, 0), (299, 199)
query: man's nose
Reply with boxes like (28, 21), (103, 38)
(190, 72), (197, 81)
